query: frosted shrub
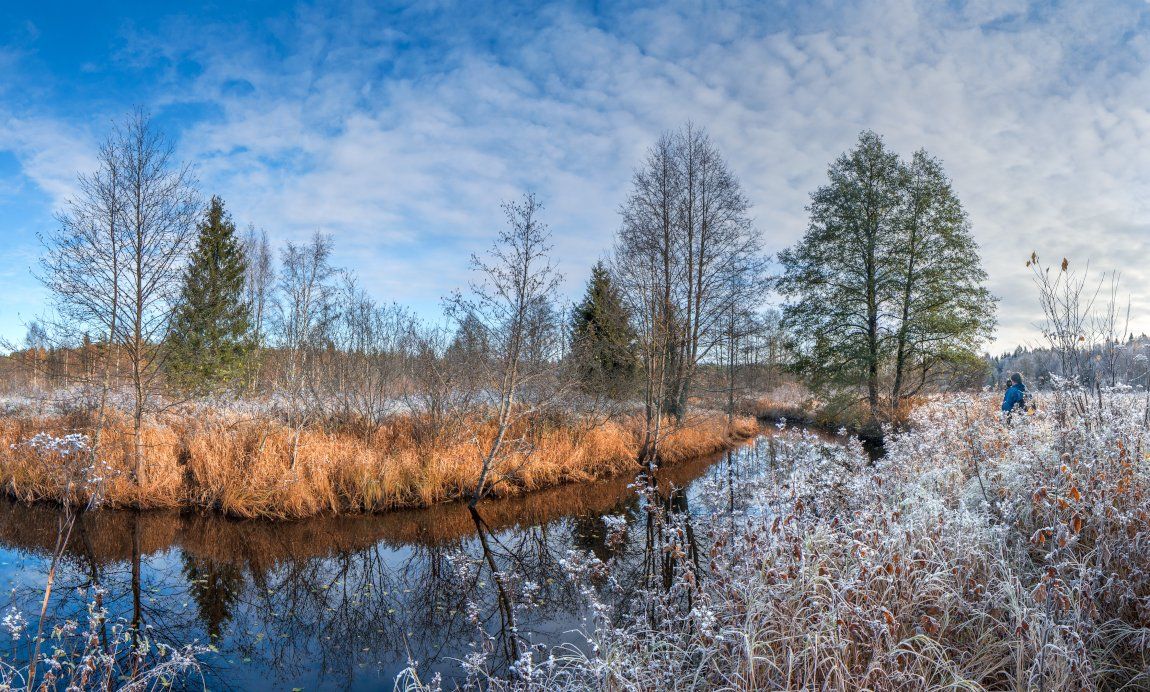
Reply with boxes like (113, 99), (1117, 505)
(0, 588), (206, 691)
(10, 432), (112, 508)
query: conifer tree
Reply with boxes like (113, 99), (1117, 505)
(570, 261), (638, 398)
(166, 196), (255, 394)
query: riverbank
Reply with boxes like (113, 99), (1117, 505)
(0, 434), (753, 568)
(750, 392), (886, 451)
(0, 409), (758, 519)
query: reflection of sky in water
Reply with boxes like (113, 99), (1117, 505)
(0, 431), (818, 690)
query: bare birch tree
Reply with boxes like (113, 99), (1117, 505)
(318, 278), (413, 431)
(272, 232), (340, 461)
(243, 226), (275, 343)
(613, 132), (682, 466)
(38, 129), (126, 462)
(243, 225), (275, 388)
(1028, 255), (1102, 388)
(1094, 271), (1130, 388)
(117, 110), (200, 485)
(448, 193), (563, 507)
(404, 320), (477, 444)
(612, 123), (763, 465)
(39, 109), (199, 487)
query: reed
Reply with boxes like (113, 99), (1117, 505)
(0, 408), (757, 519)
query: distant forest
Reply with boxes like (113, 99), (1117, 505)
(988, 334), (1150, 390)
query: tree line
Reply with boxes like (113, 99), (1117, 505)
(11, 113), (997, 486)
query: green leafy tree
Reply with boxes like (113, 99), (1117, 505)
(166, 196), (255, 394)
(888, 150), (996, 410)
(570, 261), (638, 398)
(778, 131), (995, 424)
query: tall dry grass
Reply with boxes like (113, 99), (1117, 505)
(0, 409), (757, 519)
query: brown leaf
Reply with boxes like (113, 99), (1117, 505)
(920, 615), (940, 635)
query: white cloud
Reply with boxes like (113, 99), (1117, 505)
(0, 116), (96, 204)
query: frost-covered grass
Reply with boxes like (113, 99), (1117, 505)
(402, 391), (1150, 690)
(0, 591), (206, 691)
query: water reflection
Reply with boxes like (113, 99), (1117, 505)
(0, 429), (825, 690)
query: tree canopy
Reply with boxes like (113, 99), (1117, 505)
(570, 261), (638, 399)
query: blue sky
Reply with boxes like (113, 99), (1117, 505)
(2, 0), (1150, 350)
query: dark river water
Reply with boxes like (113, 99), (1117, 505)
(0, 430), (810, 690)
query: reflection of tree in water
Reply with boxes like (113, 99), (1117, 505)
(570, 514), (611, 563)
(439, 506), (592, 679)
(634, 478), (700, 623)
(602, 447), (774, 631)
(12, 511), (230, 686)
(470, 507), (522, 666)
(203, 511), (587, 687)
(569, 491), (639, 564)
(222, 546), (405, 687)
(181, 554), (244, 641)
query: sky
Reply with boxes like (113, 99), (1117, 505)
(2, 0), (1149, 352)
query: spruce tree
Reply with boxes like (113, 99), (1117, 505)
(166, 196), (255, 394)
(570, 261), (638, 398)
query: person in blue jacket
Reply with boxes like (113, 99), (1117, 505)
(1001, 372), (1026, 422)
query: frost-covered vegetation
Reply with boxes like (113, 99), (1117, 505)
(401, 390), (1150, 690)
(0, 593), (204, 691)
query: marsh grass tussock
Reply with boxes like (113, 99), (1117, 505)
(399, 390), (1150, 691)
(0, 408), (757, 518)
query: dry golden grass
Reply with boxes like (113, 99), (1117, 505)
(656, 414), (758, 465)
(747, 382), (816, 422)
(0, 409), (757, 519)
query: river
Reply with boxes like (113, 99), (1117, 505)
(0, 428), (824, 690)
